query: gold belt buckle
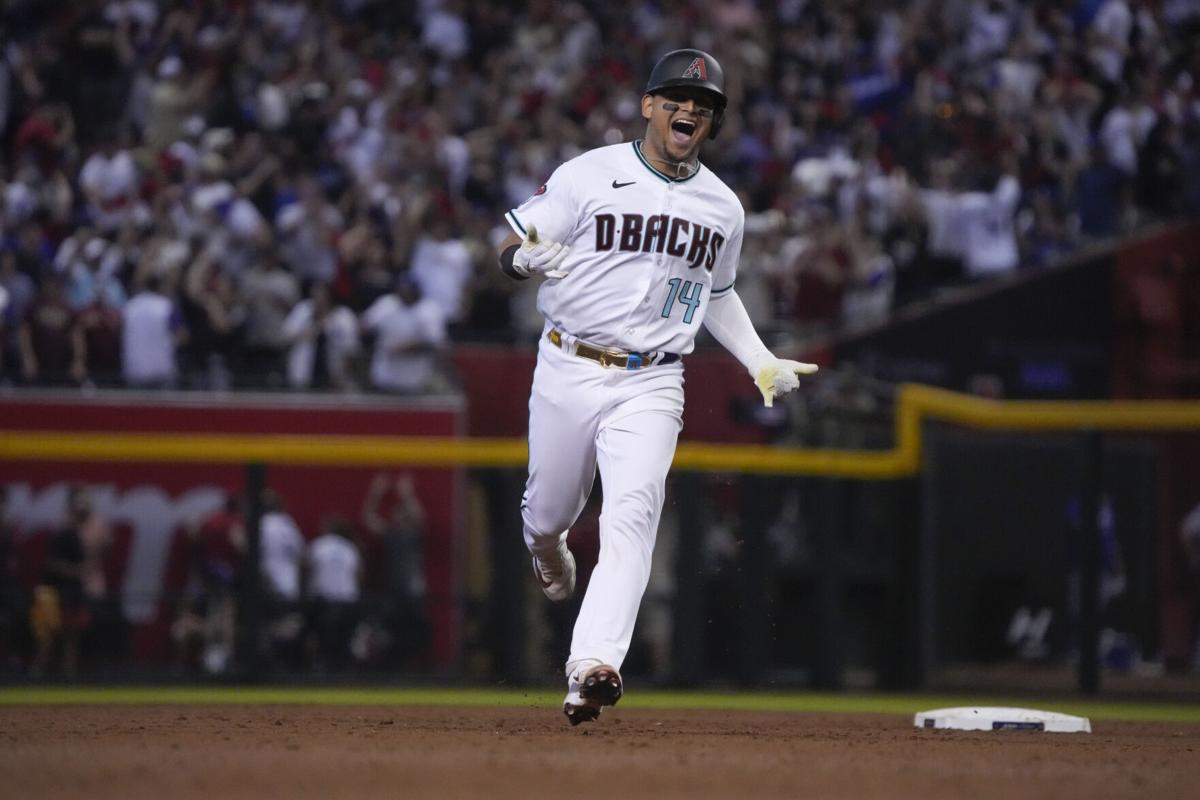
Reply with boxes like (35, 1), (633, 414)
(598, 349), (624, 368)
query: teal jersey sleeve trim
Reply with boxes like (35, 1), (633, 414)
(710, 280), (736, 296)
(505, 210), (527, 236)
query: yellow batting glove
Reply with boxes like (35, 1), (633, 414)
(754, 358), (819, 407)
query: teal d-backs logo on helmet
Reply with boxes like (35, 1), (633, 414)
(645, 48), (727, 139)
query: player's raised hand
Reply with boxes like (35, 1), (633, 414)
(513, 224), (571, 279)
(754, 358), (818, 407)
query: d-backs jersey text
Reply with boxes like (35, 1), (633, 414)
(506, 141), (744, 356)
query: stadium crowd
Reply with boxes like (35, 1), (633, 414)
(1, 0), (1199, 391)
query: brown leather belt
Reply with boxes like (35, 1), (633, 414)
(547, 329), (679, 370)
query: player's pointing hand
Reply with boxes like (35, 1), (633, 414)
(513, 224), (571, 279)
(754, 358), (818, 407)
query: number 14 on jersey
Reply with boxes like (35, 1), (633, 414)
(662, 278), (703, 324)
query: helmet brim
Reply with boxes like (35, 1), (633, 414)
(645, 80), (727, 109)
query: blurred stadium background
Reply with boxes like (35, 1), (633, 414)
(2, 0), (1200, 701)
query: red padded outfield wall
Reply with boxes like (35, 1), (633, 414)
(0, 391), (465, 668)
(1112, 221), (1200, 667)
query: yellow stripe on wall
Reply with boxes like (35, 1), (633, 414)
(0, 432), (527, 467)
(3, 384), (1200, 478)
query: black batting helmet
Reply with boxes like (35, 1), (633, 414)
(645, 49), (727, 139)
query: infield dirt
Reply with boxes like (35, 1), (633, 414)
(1, 704), (1196, 799)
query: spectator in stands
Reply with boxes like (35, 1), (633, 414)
(735, 211), (788, 330)
(789, 209), (849, 328)
(840, 225), (896, 329)
(62, 236), (128, 313)
(7, 221), (53, 285)
(361, 273), (447, 394)
(1024, 191), (1076, 268)
(917, 159), (967, 290)
(1185, 120), (1200, 217)
(0, 250), (36, 383)
(52, 228), (96, 290)
(182, 250), (246, 390)
(275, 176), (341, 286)
(340, 219), (397, 314)
(145, 55), (209, 152)
(1088, 0), (1135, 87)
(1136, 118), (1187, 219)
(409, 210), (472, 328)
(190, 152), (272, 278)
(10, 102), (76, 181)
(17, 273), (83, 385)
(461, 242), (519, 343)
(79, 129), (145, 234)
(239, 247), (300, 384)
(59, 1), (136, 142)
(281, 281), (360, 391)
(1076, 143), (1126, 239)
(121, 272), (185, 388)
(957, 159), (1022, 281)
(305, 516), (362, 671)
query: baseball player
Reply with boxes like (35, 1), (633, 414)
(496, 49), (817, 724)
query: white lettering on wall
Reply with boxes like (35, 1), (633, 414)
(6, 482), (226, 623)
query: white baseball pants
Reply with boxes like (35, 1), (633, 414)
(522, 330), (684, 672)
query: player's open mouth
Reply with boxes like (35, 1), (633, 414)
(670, 119), (697, 146)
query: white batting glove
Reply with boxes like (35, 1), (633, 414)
(753, 358), (819, 407)
(513, 224), (571, 279)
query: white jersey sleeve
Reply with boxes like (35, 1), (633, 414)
(505, 162), (582, 246)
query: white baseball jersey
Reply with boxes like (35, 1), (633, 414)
(957, 175), (1020, 278)
(260, 510), (304, 602)
(307, 534), (361, 603)
(505, 141), (745, 355)
(361, 293), (446, 392)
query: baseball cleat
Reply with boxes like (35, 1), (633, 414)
(563, 663), (622, 726)
(531, 539), (576, 601)
(563, 693), (602, 726)
(581, 666), (623, 706)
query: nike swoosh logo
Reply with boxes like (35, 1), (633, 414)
(612, 180), (636, 189)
